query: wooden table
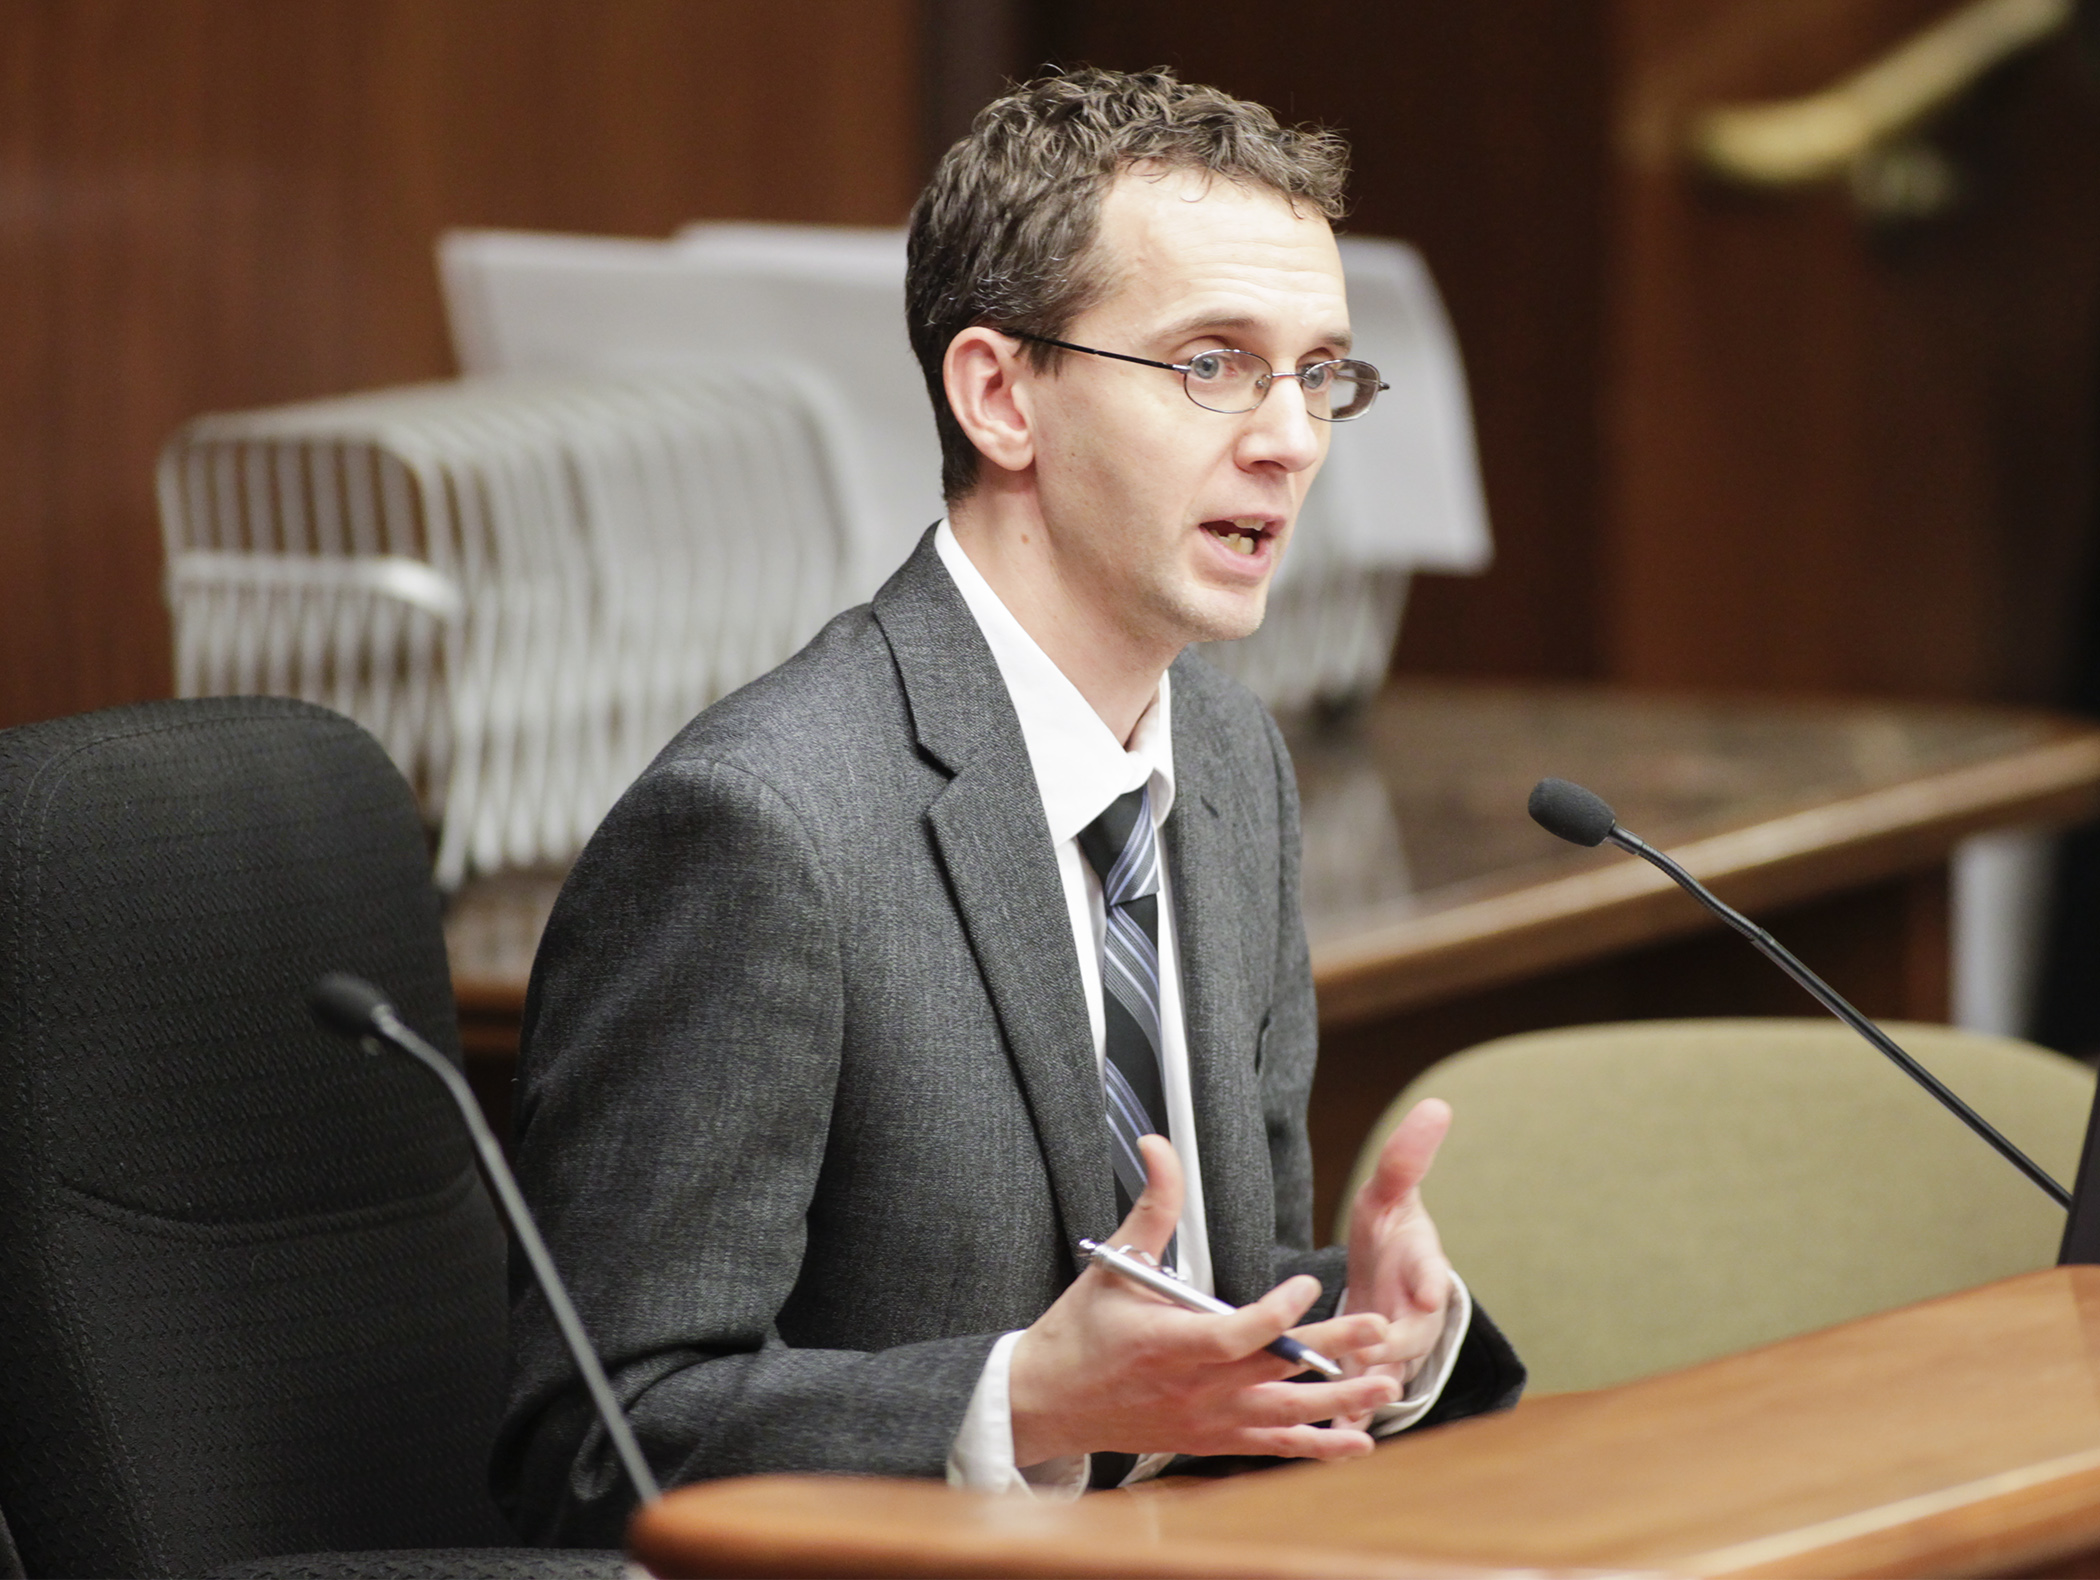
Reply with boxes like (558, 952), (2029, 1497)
(443, 681), (2100, 1212)
(1289, 682), (2100, 1026)
(628, 1265), (2100, 1579)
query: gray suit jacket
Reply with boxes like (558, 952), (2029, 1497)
(495, 532), (1518, 1544)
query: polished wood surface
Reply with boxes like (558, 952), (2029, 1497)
(633, 1475), (1589, 1580)
(629, 1266), (2100, 1579)
(446, 680), (2100, 1032)
(1290, 681), (2100, 1027)
(0, 0), (921, 733)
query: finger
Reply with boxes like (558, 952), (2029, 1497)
(1380, 1197), (1453, 1315)
(1106, 1134), (1184, 1263)
(1226, 1273), (1323, 1348)
(1231, 1423), (1378, 1461)
(1351, 1307), (1447, 1375)
(1239, 1374), (1402, 1427)
(1288, 1309), (1391, 1361)
(1399, 1238), (1452, 1315)
(1165, 1272), (1326, 1368)
(1358, 1099), (1451, 1216)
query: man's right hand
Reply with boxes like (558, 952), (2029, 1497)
(1008, 1135), (1403, 1468)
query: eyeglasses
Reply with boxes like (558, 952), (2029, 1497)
(1001, 330), (1389, 421)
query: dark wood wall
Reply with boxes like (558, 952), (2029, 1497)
(8, 1), (2098, 731)
(0, 0), (921, 732)
(1607, 0), (2100, 702)
(1046, 0), (2100, 704)
(1042, 2), (1617, 684)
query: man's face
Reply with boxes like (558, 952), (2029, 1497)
(1023, 165), (1348, 650)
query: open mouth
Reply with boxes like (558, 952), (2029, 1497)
(1202, 518), (1273, 557)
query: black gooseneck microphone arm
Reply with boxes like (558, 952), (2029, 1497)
(1526, 779), (2071, 1210)
(307, 973), (663, 1506)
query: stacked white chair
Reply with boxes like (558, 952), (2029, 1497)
(158, 370), (860, 888)
(439, 222), (1492, 714)
(444, 225), (929, 606)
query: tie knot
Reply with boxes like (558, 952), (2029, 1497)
(1078, 786), (1158, 903)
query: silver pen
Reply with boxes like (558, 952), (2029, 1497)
(1078, 1238), (1345, 1379)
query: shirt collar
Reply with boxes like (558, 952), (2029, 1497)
(935, 519), (1176, 845)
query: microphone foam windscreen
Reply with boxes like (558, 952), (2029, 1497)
(1528, 778), (1618, 847)
(308, 972), (392, 1038)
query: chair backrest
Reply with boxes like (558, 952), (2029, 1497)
(1342, 1019), (2094, 1394)
(0, 698), (512, 1577)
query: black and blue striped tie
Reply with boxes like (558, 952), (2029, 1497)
(1077, 785), (1175, 1268)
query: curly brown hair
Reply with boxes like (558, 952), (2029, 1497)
(906, 67), (1351, 501)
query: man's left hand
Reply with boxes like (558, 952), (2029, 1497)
(1337, 1098), (1455, 1423)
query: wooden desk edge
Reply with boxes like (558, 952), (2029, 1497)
(622, 1445), (2100, 1580)
(626, 1474), (1659, 1580)
(625, 1270), (2100, 1580)
(1687, 1444), (2100, 1577)
(1312, 732), (2100, 1027)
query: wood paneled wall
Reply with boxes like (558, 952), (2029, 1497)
(1048, 1), (2100, 704)
(1044, 2), (1616, 683)
(0, 0), (921, 731)
(10, 2), (2097, 727)
(1608, 0), (2100, 702)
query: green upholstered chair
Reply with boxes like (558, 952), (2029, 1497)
(1341, 1019), (2094, 1396)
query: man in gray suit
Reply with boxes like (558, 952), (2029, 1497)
(497, 68), (1522, 1544)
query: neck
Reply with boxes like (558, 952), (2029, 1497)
(948, 483), (1178, 746)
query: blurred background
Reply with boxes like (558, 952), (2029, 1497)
(10, 0), (2098, 716)
(7, 0), (2100, 1075)
(18, 6), (2100, 1482)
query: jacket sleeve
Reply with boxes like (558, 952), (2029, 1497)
(1256, 711), (1342, 1309)
(1255, 715), (1527, 1420)
(493, 753), (1000, 1546)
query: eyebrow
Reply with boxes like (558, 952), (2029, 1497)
(1150, 312), (1354, 358)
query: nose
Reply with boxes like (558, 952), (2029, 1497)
(1236, 373), (1324, 475)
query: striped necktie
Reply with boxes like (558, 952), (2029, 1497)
(1076, 785), (1175, 1265)
(1078, 785), (1173, 1491)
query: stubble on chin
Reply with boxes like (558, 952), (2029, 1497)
(1151, 578), (1271, 650)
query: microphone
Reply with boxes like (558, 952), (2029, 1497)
(1525, 780), (2071, 1209)
(307, 972), (663, 1506)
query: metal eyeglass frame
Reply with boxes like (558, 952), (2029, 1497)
(1000, 329), (1390, 421)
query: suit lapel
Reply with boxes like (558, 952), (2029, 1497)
(1165, 665), (1276, 1307)
(874, 533), (1117, 1267)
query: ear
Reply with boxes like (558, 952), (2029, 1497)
(943, 326), (1037, 478)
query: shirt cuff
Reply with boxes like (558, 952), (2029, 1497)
(1366, 1270), (1474, 1436)
(945, 1330), (1090, 1499)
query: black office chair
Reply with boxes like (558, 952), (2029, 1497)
(0, 698), (619, 1579)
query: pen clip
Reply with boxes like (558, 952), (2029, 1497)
(1113, 1242), (1188, 1282)
(1082, 1237), (1186, 1283)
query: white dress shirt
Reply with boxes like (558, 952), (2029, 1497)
(931, 522), (1469, 1498)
